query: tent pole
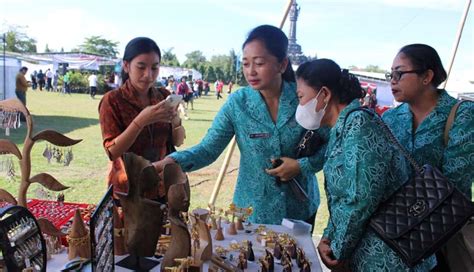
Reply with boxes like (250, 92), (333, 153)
(442, 0), (471, 89)
(208, 0), (294, 207)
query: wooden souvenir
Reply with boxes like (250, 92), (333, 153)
(246, 240), (255, 261)
(274, 241), (283, 260)
(236, 217), (244, 230)
(189, 209), (212, 262)
(296, 247), (306, 268)
(0, 98), (81, 208)
(67, 209), (91, 260)
(265, 249), (274, 272)
(161, 163), (192, 270)
(237, 251), (247, 269)
(214, 217), (225, 241)
(113, 206), (127, 256)
(301, 259), (311, 272)
(116, 153), (164, 257)
(226, 221), (237, 235)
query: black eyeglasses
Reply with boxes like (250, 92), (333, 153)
(385, 70), (424, 82)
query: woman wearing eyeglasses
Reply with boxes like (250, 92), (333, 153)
(295, 58), (435, 271)
(383, 44), (474, 271)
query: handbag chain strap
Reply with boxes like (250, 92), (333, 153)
(343, 107), (423, 173)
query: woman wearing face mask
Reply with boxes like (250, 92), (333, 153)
(383, 44), (473, 272)
(296, 59), (435, 271)
(99, 37), (184, 201)
(154, 25), (328, 225)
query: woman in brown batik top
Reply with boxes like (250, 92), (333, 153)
(99, 37), (185, 200)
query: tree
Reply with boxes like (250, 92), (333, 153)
(364, 65), (386, 73)
(2, 25), (37, 53)
(204, 65), (216, 82)
(44, 44), (52, 53)
(162, 47), (180, 67)
(182, 50), (207, 71)
(76, 35), (119, 57)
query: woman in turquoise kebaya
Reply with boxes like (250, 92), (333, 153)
(295, 59), (435, 271)
(383, 44), (473, 272)
(154, 25), (328, 225)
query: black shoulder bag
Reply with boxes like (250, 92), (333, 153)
(274, 130), (325, 202)
(344, 107), (474, 268)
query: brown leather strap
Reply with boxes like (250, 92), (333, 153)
(443, 101), (464, 146)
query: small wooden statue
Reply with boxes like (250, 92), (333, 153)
(274, 241), (283, 260)
(246, 240), (255, 261)
(161, 163), (192, 270)
(189, 209), (212, 263)
(237, 251), (248, 270)
(113, 206), (127, 256)
(214, 217), (225, 241)
(265, 249), (274, 272)
(67, 209), (91, 260)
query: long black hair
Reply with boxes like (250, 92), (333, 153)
(242, 25), (295, 82)
(296, 59), (364, 104)
(121, 37), (161, 84)
(398, 44), (447, 87)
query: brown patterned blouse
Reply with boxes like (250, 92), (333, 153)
(99, 80), (171, 199)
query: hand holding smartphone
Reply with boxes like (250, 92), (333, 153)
(165, 94), (183, 108)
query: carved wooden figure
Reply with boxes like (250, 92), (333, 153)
(214, 217), (225, 241)
(189, 209), (212, 263)
(265, 249), (274, 272)
(274, 241), (283, 260)
(113, 206), (127, 256)
(67, 209), (91, 260)
(116, 153), (164, 257)
(161, 163), (192, 270)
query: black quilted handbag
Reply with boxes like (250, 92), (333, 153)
(354, 108), (474, 267)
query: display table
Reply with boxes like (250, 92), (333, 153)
(47, 223), (322, 271)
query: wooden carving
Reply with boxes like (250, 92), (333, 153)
(0, 98), (81, 207)
(113, 206), (127, 256)
(161, 163), (191, 270)
(116, 152), (164, 257)
(189, 208), (212, 263)
(67, 209), (91, 260)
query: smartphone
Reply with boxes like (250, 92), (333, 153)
(165, 94), (183, 108)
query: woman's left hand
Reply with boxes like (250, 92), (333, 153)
(265, 157), (300, 182)
(318, 238), (351, 272)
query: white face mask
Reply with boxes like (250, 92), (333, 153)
(295, 90), (327, 130)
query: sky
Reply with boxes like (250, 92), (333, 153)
(1, 0), (473, 80)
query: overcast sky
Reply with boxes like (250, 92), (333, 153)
(1, 0), (472, 79)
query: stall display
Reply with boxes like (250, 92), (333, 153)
(0, 205), (47, 271)
(90, 186), (114, 272)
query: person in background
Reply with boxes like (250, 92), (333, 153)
(99, 37), (185, 201)
(37, 69), (45, 91)
(294, 59), (435, 271)
(15, 66), (29, 106)
(227, 80), (234, 94)
(45, 69), (53, 91)
(203, 81), (210, 96)
(30, 70), (37, 90)
(63, 70), (71, 95)
(383, 43), (474, 272)
(153, 25), (328, 226)
(52, 70), (59, 92)
(88, 72), (98, 99)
